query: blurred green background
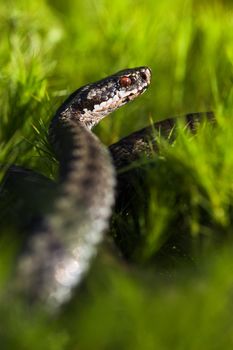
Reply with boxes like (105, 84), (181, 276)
(1, 0), (233, 349)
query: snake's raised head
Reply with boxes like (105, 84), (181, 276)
(111, 66), (152, 101)
(56, 66), (152, 129)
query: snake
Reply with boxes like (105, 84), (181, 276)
(3, 66), (214, 311)
(9, 66), (152, 309)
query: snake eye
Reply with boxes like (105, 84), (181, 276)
(119, 76), (132, 87)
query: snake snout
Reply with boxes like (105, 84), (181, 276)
(139, 66), (152, 86)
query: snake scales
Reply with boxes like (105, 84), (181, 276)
(2, 67), (214, 310)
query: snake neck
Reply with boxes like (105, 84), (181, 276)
(51, 101), (112, 131)
(49, 116), (115, 197)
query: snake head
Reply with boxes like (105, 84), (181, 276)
(83, 66), (152, 110)
(110, 66), (152, 101)
(57, 66), (152, 128)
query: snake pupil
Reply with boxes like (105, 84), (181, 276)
(119, 76), (132, 87)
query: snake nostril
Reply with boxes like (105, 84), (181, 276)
(140, 71), (148, 81)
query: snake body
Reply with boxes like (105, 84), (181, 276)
(109, 111), (215, 169)
(13, 67), (152, 308)
(4, 67), (215, 310)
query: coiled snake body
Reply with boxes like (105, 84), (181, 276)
(5, 67), (214, 310)
(13, 67), (152, 309)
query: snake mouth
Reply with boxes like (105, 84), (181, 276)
(125, 84), (149, 102)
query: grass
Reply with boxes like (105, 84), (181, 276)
(1, 0), (233, 349)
